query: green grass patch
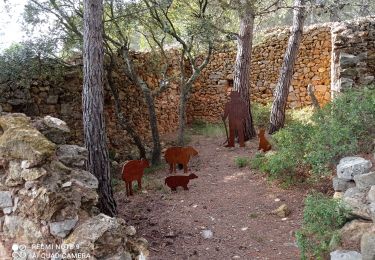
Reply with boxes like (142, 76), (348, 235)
(189, 120), (226, 137)
(296, 193), (351, 259)
(234, 156), (250, 168)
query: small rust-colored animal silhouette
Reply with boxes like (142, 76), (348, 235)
(165, 173), (198, 191)
(258, 128), (272, 152)
(121, 159), (150, 196)
(164, 146), (198, 173)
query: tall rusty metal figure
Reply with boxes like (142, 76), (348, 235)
(222, 81), (247, 147)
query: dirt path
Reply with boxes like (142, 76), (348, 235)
(116, 135), (307, 260)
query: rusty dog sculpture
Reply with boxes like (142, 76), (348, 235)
(258, 129), (272, 152)
(165, 173), (198, 191)
(164, 146), (198, 173)
(122, 159), (149, 196)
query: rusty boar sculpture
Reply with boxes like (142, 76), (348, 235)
(121, 159), (150, 196)
(165, 173), (198, 191)
(164, 146), (198, 174)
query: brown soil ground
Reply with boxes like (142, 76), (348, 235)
(116, 134), (310, 260)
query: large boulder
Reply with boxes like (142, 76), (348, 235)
(56, 145), (88, 169)
(337, 157), (372, 180)
(339, 220), (374, 250)
(333, 177), (355, 192)
(33, 115), (71, 144)
(0, 114), (56, 167)
(361, 231), (375, 260)
(63, 214), (149, 259)
(354, 172), (375, 191)
(343, 187), (371, 220)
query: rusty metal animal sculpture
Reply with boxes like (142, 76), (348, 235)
(165, 173), (198, 191)
(164, 146), (198, 173)
(222, 88), (247, 147)
(121, 159), (150, 196)
(258, 129), (272, 152)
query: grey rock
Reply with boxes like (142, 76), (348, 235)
(0, 191), (12, 208)
(33, 116), (70, 144)
(340, 219), (373, 248)
(337, 157), (372, 180)
(330, 250), (362, 260)
(339, 53), (360, 68)
(340, 78), (354, 90)
(21, 167), (47, 181)
(361, 231), (375, 260)
(333, 177), (355, 192)
(5, 161), (24, 186)
(359, 75), (374, 85)
(3, 207), (12, 214)
(201, 229), (213, 239)
(3, 215), (43, 242)
(368, 186), (375, 203)
(70, 169), (98, 189)
(369, 203), (375, 222)
(49, 216), (78, 238)
(56, 145), (87, 169)
(125, 225), (137, 236)
(343, 187), (371, 220)
(354, 172), (375, 191)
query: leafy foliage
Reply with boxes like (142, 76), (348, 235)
(296, 193), (351, 259)
(251, 87), (375, 181)
(0, 40), (64, 86)
(234, 156), (250, 168)
(251, 102), (271, 129)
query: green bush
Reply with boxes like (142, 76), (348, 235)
(234, 156), (250, 168)
(190, 120), (226, 137)
(296, 193), (351, 259)
(251, 87), (375, 180)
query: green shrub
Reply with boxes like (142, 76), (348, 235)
(296, 193), (351, 259)
(234, 156), (250, 168)
(251, 102), (271, 129)
(305, 87), (375, 173)
(251, 87), (375, 181)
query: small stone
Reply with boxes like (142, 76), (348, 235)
(343, 187), (371, 220)
(46, 95), (59, 104)
(272, 204), (291, 218)
(330, 250), (362, 260)
(201, 229), (213, 239)
(0, 191), (12, 208)
(126, 226), (137, 236)
(333, 192), (343, 199)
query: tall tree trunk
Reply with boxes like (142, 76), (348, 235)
(269, 0), (306, 134)
(143, 88), (161, 165)
(106, 57), (147, 159)
(233, 8), (256, 140)
(121, 47), (161, 165)
(82, 0), (117, 216)
(177, 88), (188, 146)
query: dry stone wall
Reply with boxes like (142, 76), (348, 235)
(0, 18), (374, 159)
(331, 17), (375, 96)
(188, 24), (332, 122)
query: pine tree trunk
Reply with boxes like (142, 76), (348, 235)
(177, 88), (188, 146)
(143, 88), (161, 165)
(83, 0), (117, 216)
(233, 9), (256, 140)
(269, 0), (306, 134)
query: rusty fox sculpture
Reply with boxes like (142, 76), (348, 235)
(165, 173), (198, 191)
(121, 159), (149, 196)
(164, 146), (198, 173)
(258, 129), (272, 152)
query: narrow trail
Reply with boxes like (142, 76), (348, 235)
(117, 135), (307, 260)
